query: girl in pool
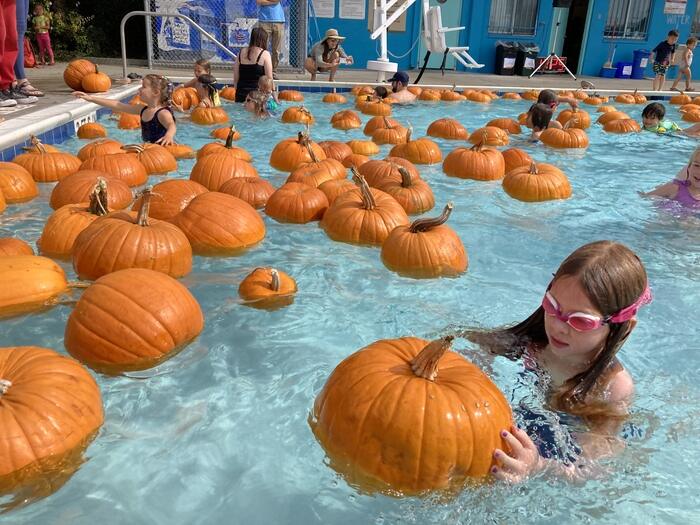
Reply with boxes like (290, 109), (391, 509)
(526, 103), (558, 142)
(183, 59), (211, 102)
(244, 75), (279, 118)
(466, 240), (651, 482)
(641, 146), (700, 207)
(195, 74), (221, 108)
(73, 75), (176, 145)
(537, 89), (578, 111)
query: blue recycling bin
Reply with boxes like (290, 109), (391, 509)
(632, 49), (650, 79)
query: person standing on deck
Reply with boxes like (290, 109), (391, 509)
(256, 0), (284, 78)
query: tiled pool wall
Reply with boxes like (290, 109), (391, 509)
(0, 83), (674, 162)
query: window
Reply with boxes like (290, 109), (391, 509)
(488, 0), (539, 36)
(692, 2), (700, 36)
(603, 0), (652, 40)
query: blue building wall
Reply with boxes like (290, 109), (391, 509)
(312, 0), (700, 80)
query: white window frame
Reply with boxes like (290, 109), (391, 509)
(603, 0), (653, 40)
(488, 0), (539, 36)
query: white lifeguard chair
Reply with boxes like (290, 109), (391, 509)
(367, 0), (483, 82)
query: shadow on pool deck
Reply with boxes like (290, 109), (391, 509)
(0, 59), (683, 124)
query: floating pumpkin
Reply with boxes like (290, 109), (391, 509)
(363, 116), (400, 136)
(502, 92), (522, 100)
(121, 143), (177, 175)
(219, 86), (236, 100)
(20, 138), (59, 154)
(239, 267), (297, 310)
(521, 90), (540, 101)
(331, 109), (362, 130)
(79, 152), (148, 187)
(582, 96), (603, 106)
(407, 86), (422, 96)
(347, 139), (380, 156)
(358, 99), (392, 116)
(682, 109), (700, 122)
(63, 59), (96, 90)
(0, 238), (33, 256)
(633, 90), (647, 104)
(173, 192), (265, 255)
(320, 172), (409, 246)
(418, 89), (441, 101)
(39, 180), (111, 259)
(165, 143), (196, 159)
(466, 91), (491, 103)
(197, 127), (252, 162)
(381, 203), (466, 278)
(0, 346), (103, 490)
(64, 268), (204, 372)
(342, 153), (369, 169)
(358, 157), (420, 188)
(81, 68), (111, 93)
(615, 93), (636, 104)
(596, 111), (630, 125)
(371, 163), (434, 215)
(318, 140), (353, 162)
(13, 140), (81, 183)
(279, 90), (304, 101)
(130, 179), (207, 221)
(117, 111), (141, 130)
(443, 141), (505, 181)
(502, 162), (572, 202)
(265, 182), (329, 223)
(310, 336), (512, 493)
(441, 89), (466, 102)
(502, 148), (533, 174)
(270, 131), (326, 172)
(171, 87), (199, 110)
(389, 129), (442, 164)
(556, 108), (591, 129)
(286, 146), (346, 188)
(0, 162), (38, 203)
(322, 92), (347, 103)
(670, 92), (692, 105)
(281, 105), (315, 125)
(210, 126), (241, 141)
(190, 152), (258, 191)
(77, 122), (107, 139)
(0, 256), (68, 317)
(596, 105), (618, 113)
(486, 118), (521, 135)
(219, 177), (274, 209)
(77, 138), (123, 161)
(427, 118), (469, 140)
(573, 89), (590, 100)
(468, 126), (509, 147)
(372, 120), (409, 145)
(191, 106), (229, 125)
(351, 86), (374, 96)
(318, 179), (356, 205)
(51, 170), (132, 210)
(603, 118), (641, 134)
(72, 188), (192, 279)
(540, 125), (589, 149)
(518, 112), (529, 126)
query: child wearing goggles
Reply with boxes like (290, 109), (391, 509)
(467, 241), (651, 483)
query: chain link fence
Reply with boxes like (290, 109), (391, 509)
(141, 0), (307, 71)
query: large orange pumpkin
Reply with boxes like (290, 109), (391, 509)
(50, 171), (132, 210)
(330, 109), (362, 130)
(190, 153), (258, 191)
(118, 111), (141, 130)
(0, 162), (38, 203)
(502, 162), (572, 202)
(265, 182), (329, 223)
(165, 143), (196, 159)
(172, 87), (199, 110)
(63, 59), (96, 90)
(77, 138), (123, 161)
(596, 111), (630, 125)
(502, 148), (533, 174)
(540, 126), (590, 149)
(318, 140), (353, 162)
(318, 179), (356, 205)
(13, 140), (81, 183)
(347, 139), (380, 156)
(219, 177), (275, 209)
(0, 256), (68, 318)
(603, 118), (641, 134)
(427, 118), (469, 140)
(197, 128), (252, 162)
(502, 92), (522, 100)
(466, 91), (491, 103)
(633, 90), (647, 104)
(322, 92), (347, 104)
(363, 116), (400, 136)
(211, 126), (241, 141)
(121, 143), (177, 175)
(557, 108), (591, 129)
(381, 203), (467, 278)
(173, 192), (265, 255)
(77, 122), (107, 139)
(372, 121), (409, 145)
(351, 86), (374, 96)
(441, 87), (466, 102)
(487, 118), (522, 135)
(615, 93), (636, 104)
(358, 99), (392, 116)
(342, 153), (369, 169)
(279, 90), (304, 101)
(130, 179), (207, 221)
(670, 92), (692, 105)
(443, 141), (505, 181)
(468, 126), (509, 147)
(358, 157), (419, 188)
(521, 90), (540, 101)
(79, 152), (148, 187)
(219, 86), (236, 100)
(597, 105), (618, 113)
(320, 172), (409, 246)
(371, 164), (434, 215)
(0, 346), (103, 490)
(311, 336), (512, 493)
(72, 188), (192, 279)
(389, 129), (442, 164)
(281, 105), (315, 124)
(418, 89), (441, 101)
(81, 68), (111, 93)
(0, 238), (33, 256)
(191, 106), (229, 125)
(270, 132), (327, 172)
(64, 268), (204, 372)
(239, 267), (297, 310)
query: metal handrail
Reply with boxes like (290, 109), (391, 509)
(120, 10), (236, 79)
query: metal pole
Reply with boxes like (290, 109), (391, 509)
(143, 0), (153, 70)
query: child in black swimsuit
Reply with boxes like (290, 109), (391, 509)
(73, 74), (177, 145)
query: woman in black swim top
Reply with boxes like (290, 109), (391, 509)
(73, 74), (177, 145)
(234, 27), (273, 103)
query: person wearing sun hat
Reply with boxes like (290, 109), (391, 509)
(305, 28), (354, 81)
(387, 71), (416, 104)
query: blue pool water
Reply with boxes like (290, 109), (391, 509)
(1, 94), (699, 523)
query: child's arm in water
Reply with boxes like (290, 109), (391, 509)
(640, 181), (680, 198)
(72, 92), (142, 114)
(681, 123), (700, 136)
(155, 110), (177, 146)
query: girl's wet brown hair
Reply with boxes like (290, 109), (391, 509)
(247, 27), (269, 61)
(528, 103), (553, 131)
(143, 74), (173, 106)
(470, 241), (647, 415)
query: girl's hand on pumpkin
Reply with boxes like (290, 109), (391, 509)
(156, 135), (174, 146)
(491, 426), (543, 483)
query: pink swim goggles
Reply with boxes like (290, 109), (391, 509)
(542, 284), (652, 332)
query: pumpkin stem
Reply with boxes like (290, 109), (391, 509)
(135, 187), (153, 226)
(398, 166), (413, 188)
(528, 162), (539, 175)
(410, 336), (455, 381)
(305, 141), (319, 163)
(408, 202), (453, 233)
(122, 144), (145, 154)
(23, 135), (46, 154)
(351, 167), (376, 210)
(225, 125), (237, 148)
(406, 124), (413, 143)
(87, 177), (109, 216)
(270, 268), (280, 291)
(0, 379), (11, 396)
(382, 116), (391, 129)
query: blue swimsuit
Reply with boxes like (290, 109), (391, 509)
(140, 106), (174, 143)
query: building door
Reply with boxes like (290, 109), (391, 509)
(561, 0), (591, 74)
(417, 0), (464, 70)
